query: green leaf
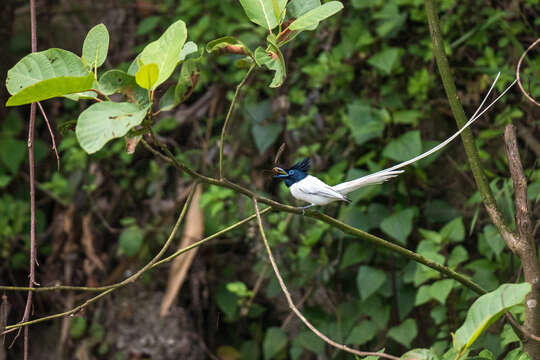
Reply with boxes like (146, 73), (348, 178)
(263, 327), (287, 360)
(382, 130), (422, 162)
(440, 217), (465, 243)
(356, 265), (386, 301)
(368, 47), (401, 74)
(217, 285), (239, 321)
(448, 245), (468, 269)
(430, 279), (454, 304)
(346, 320), (377, 345)
(453, 283), (531, 351)
(254, 40), (286, 88)
(69, 316), (87, 339)
(393, 110), (421, 125)
(206, 36), (253, 57)
(287, 0), (320, 18)
(296, 331), (324, 355)
(340, 242), (371, 269)
(252, 124), (282, 153)
(135, 19), (187, 89)
(288, 1), (343, 31)
(135, 63), (159, 89)
(6, 48), (90, 96)
(380, 208), (416, 245)
(482, 225), (505, 258)
(401, 348), (439, 360)
(179, 41), (198, 60)
(117, 225), (143, 257)
(346, 102), (385, 145)
(238, 0), (287, 30)
(82, 23), (109, 68)
(388, 318), (417, 347)
(76, 102), (149, 154)
(0, 139), (26, 174)
(98, 70), (149, 107)
(173, 58), (201, 104)
(6, 74), (94, 106)
(226, 281), (249, 297)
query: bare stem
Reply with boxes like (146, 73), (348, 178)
(219, 64), (256, 179)
(252, 198), (400, 360)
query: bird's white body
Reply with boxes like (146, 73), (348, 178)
(290, 169), (404, 205)
(280, 73), (515, 208)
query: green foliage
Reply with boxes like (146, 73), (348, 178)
(453, 283), (531, 353)
(2, 0), (537, 358)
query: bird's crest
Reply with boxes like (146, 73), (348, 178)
(289, 158), (310, 173)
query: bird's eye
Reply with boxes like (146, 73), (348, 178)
(288, 170), (294, 175)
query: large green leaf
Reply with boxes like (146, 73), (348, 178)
(380, 208), (416, 244)
(6, 48), (89, 95)
(346, 320), (377, 345)
(382, 130), (422, 162)
(356, 265), (386, 301)
(388, 318), (417, 347)
(288, 1), (343, 31)
(263, 327), (287, 359)
(134, 19), (187, 89)
(287, 0), (321, 18)
(238, 0), (287, 30)
(368, 47), (401, 74)
(5, 48), (93, 105)
(117, 225), (143, 257)
(82, 23), (109, 68)
(346, 102), (386, 145)
(0, 139), (26, 174)
(6, 74), (94, 106)
(76, 102), (149, 154)
(453, 283), (531, 352)
(400, 348), (439, 360)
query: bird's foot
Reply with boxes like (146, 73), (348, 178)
(300, 204), (314, 215)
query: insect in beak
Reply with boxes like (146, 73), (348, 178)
(273, 167), (288, 178)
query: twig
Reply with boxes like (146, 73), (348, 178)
(252, 198), (400, 360)
(516, 38), (540, 107)
(0, 207), (272, 333)
(36, 102), (60, 170)
(15, 0), (38, 357)
(218, 64), (256, 179)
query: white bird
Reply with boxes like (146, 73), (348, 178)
(273, 73), (515, 211)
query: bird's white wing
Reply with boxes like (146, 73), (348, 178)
(291, 175), (348, 205)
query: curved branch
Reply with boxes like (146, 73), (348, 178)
(253, 198), (400, 360)
(516, 37), (540, 107)
(219, 63), (256, 179)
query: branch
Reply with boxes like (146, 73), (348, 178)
(424, 0), (518, 251)
(252, 198), (400, 360)
(516, 37), (540, 107)
(219, 63), (256, 179)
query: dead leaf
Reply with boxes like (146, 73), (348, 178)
(81, 215), (105, 272)
(125, 135), (141, 154)
(160, 185), (204, 317)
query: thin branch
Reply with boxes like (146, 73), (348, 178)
(219, 63), (256, 179)
(516, 37), (540, 107)
(36, 102), (60, 170)
(1, 207), (273, 333)
(252, 198), (400, 360)
(424, 0), (518, 251)
(15, 0), (38, 356)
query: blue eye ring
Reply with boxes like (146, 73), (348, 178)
(288, 170), (294, 175)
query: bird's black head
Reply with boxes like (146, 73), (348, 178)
(273, 158), (310, 187)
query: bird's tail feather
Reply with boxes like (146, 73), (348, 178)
(332, 72), (515, 196)
(332, 169), (404, 194)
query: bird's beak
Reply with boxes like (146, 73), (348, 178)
(272, 167), (288, 178)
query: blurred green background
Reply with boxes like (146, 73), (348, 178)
(0, 0), (539, 359)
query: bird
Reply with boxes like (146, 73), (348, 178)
(273, 72), (515, 213)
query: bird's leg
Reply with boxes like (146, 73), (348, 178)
(300, 204), (314, 215)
